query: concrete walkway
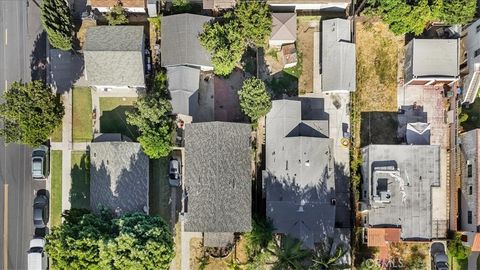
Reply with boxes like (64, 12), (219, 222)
(468, 252), (479, 270)
(180, 220), (201, 270)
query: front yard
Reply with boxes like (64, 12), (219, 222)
(50, 150), (62, 227)
(70, 151), (90, 209)
(99, 97), (139, 140)
(72, 87), (93, 142)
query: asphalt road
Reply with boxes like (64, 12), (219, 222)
(0, 0), (46, 269)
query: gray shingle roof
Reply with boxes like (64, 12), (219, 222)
(84, 26), (145, 87)
(90, 141), (149, 215)
(270, 13), (297, 42)
(406, 122), (431, 145)
(265, 100), (335, 249)
(321, 18), (355, 92)
(361, 144), (440, 240)
(404, 39), (458, 83)
(161, 14), (213, 67)
(167, 66), (201, 116)
(184, 122), (252, 233)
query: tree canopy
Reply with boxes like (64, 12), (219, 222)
(127, 72), (174, 158)
(41, 0), (73, 50)
(46, 209), (174, 270)
(238, 77), (272, 122)
(199, 2), (272, 76)
(106, 3), (129, 26)
(0, 81), (64, 147)
(367, 0), (476, 35)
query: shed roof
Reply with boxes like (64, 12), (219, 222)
(184, 122), (252, 233)
(406, 122), (431, 145)
(270, 13), (297, 42)
(472, 233), (480, 252)
(265, 100), (335, 249)
(322, 18), (355, 92)
(202, 0), (235, 9)
(167, 66), (201, 116)
(361, 145), (440, 240)
(90, 141), (149, 215)
(161, 14), (213, 67)
(90, 0), (145, 7)
(84, 26), (145, 87)
(406, 39), (458, 79)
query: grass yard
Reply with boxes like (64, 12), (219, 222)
(72, 87), (93, 142)
(70, 151), (90, 209)
(461, 98), (480, 131)
(50, 151), (62, 227)
(149, 158), (171, 222)
(99, 97), (139, 140)
(50, 124), (63, 142)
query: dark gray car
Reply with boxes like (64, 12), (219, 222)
(33, 194), (48, 229)
(32, 145), (49, 180)
(431, 242), (449, 270)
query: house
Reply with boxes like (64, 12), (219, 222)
(167, 66), (201, 117)
(404, 38), (459, 86)
(267, 0), (349, 11)
(460, 19), (480, 104)
(321, 18), (356, 93)
(269, 13), (296, 47)
(89, 136), (149, 215)
(264, 99), (334, 249)
(161, 14), (213, 70)
(183, 122), (252, 247)
(89, 0), (147, 13)
(459, 129), (480, 249)
(202, 0), (235, 10)
(361, 144), (441, 241)
(84, 26), (146, 91)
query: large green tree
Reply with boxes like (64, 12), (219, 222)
(41, 0), (73, 50)
(268, 236), (311, 270)
(439, 0), (477, 25)
(127, 73), (174, 158)
(234, 1), (272, 47)
(0, 81), (64, 147)
(106, 3), (129, 26)
(46, 209), (174, 270)
(309, 239), (349, 270)
(238, 77), (272, 122)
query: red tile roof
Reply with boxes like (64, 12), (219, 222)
(472, 233), (480, 252)
(90, 0), (145, 8)
(367, 228), (401, 247)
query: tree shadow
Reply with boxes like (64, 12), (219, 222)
(70, 153), (90, 209)
(99, 105), (139, 141)
(49, 50), (85, 94)
(30, 31), (47, 82)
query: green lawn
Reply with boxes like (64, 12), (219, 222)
(50, 151), (62, 227)
(72, 87), (93, 142)
(70, 151), (90, 209)
(149, 158), (171, 223)
(282, 51), (303, 79)
(99, 97), (139, 140)
(50, 124), (63, 142)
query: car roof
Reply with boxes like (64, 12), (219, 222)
(29, 238), (45, 248)
(33, 195), (47, 205)
(435, 254), (448, 263)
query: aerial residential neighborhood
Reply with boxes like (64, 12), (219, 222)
(1, 0), (480, 269)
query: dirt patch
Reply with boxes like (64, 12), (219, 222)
(189, 236), (250, 270)
(74, 18), (97, 50)
(297, 16), (319, 94)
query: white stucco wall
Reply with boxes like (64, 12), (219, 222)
(460, 131), (479, 232)
(463, 19), (480, 102)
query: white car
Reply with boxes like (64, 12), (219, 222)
(28, 238), (47, 270)
(168, 159), (181, 187)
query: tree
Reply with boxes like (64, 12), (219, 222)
(439, 0), (476, 25)
(309, 239), (349, 270)
(199, 12), (246, 76)
(106, 3), (129, 26)
(46, 210), (174, 270)
(127, 73), (174, 158)
(172, 0), (192, 13)
(245, 216), (275, 256)
(0, 81), (64, 147)
(41, 0), (73, 50)
(268, 236), (311, 270)
(234, 1), (272, 47)
(448, 233), (470, 260)
(238, 77), (272, 122)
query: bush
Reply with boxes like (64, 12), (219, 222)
(459, 112), (469, 123)
(41, 0), (73, 50)
(448, 233), (470, 260)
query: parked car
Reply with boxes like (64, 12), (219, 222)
(33, 194), (48, 229)
(27, 238), (47, 270)
(31, 145), (49, 180)
(431, 242), (448, 270)
(168, 159), (181, 187)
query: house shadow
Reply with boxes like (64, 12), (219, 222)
(99, 105), (139, 140)
(70, 153), (90, 209)
(360, 111), (400, 147)
(49, 49), (85, 94)
(299, 97), (329, 121)
(30, 31), (47, 83)
(334, 162), (351, 229)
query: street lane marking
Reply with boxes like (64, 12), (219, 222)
(3, 184), (8, 270)
(4, 29), (6, 46)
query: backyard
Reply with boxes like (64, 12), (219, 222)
(190, 236), (249, 269)
(50, 150), (62, 227)
(296, 16), (318, 94)
(72, 87), (93, 142)
(149, 158), (172, 223)
(70, 151), (90, 209)
(99, 97), (139, 140)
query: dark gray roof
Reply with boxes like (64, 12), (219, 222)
(161, 14), (213, 67)
(90, 142), (149, 215)
(361, 145), (440, 240)
(184, 122), (252, 233)
(321, 18), (355, 92)
(167, 66), (201, 116)
(84, 26), (145, 87)
(404, 39), (458, 82)
(406, 122), (431, 145)
(265, 100), (335, 249)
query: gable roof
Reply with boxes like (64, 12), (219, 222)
(167, 66), (201, 116)
(84, 26), (145, 87)
(161, 14), (213, 67)
(265, 100), (335, 249)
(184, 122), (252, 233)
(406, 122), (431, 145)
(321, 18), (355, 92)
(90, 0), (146, 8)
(270, 13), (296, 42)
(90, 141), (149, 215)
